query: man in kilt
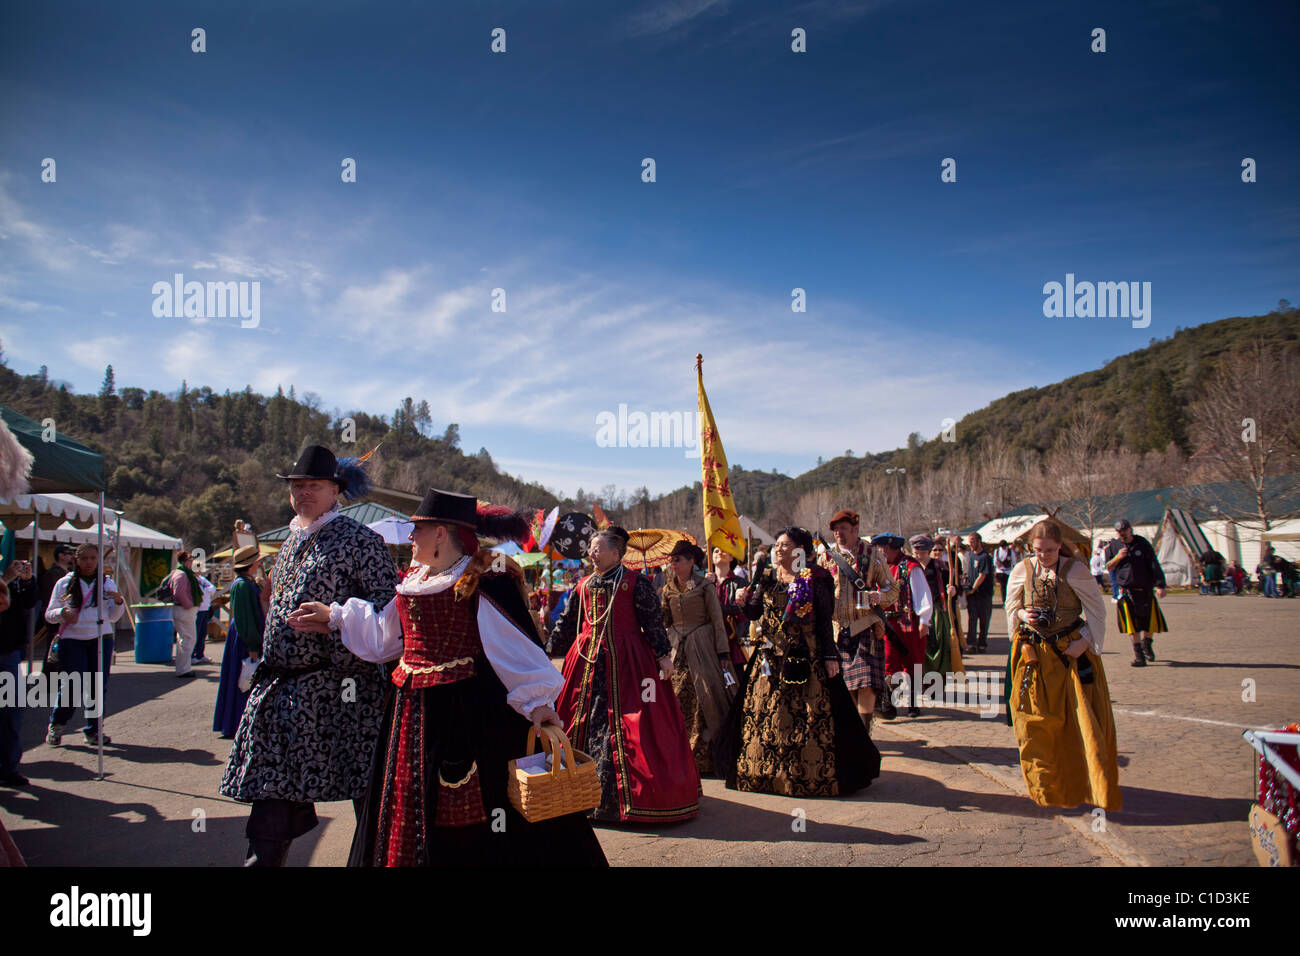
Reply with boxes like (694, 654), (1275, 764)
(219, 445), (399, 866)
(818, 509), (900, 734)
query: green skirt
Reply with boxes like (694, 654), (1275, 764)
(924, 606), (955, 678)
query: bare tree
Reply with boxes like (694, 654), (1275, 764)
(791, 487), (835, 536)
(1047, 405), (1111, 533)
(1188, 345), (1300, 530)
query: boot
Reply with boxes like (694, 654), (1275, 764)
(1142, 636), (1155, 662)
(1130, 642), (1147, 667)
(244, 838), (291, 867)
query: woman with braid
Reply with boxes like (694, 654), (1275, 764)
(44, 544), (125, 746)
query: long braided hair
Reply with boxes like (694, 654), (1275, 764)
(67, 544), (100, 610)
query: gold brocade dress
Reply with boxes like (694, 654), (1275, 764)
(725, 567), (877, 797)
(1008, 556), (1122, 812)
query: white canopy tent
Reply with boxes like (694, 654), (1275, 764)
(0, 493), (182, 625)
(1152, 508), (1214, 588)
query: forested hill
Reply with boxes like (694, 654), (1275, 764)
(0, 362), (559, 552)
(649, 308), (1300, 526)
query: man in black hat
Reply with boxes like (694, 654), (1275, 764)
(1104, 518), (1167, 667)
(219, 444), (399, 866)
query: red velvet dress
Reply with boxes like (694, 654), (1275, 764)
(553, 568), (700, 823)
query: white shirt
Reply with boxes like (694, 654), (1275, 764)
(329, 554), (563, 718)
(908, 565), (934, 629)
(290, 508), (341, 536)
(1089, 550), (1107, 577)
(197, 575), (217, 612)
(44, 573), (125, 640)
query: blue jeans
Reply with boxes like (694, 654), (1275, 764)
(966, 594), (993, 648)
(1108, 571), (1119, 596)
(193, 609), (212, 659)
(0, 649), (21, 773)
(48, 635), (114, 734)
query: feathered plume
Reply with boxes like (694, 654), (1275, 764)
(0, 418), (34, 501)
(475, 504), (530, 543)
(335, 443), (380, 502)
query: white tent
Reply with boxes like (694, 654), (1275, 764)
(738, 514), (774, 546)
(1152, 508), (1214, 587)
(2, 493), (181, 614)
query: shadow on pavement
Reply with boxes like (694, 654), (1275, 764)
(596, 795), (927, 846)
(0, 778), (336, 866)
(16, 664), (224, 754)
(1109, 784), (1252, 828)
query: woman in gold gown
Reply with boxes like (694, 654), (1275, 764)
(1005, 519), (1122, 811)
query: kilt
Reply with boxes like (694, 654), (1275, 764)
(1117, 589), (1167, 634)
(837, 623), (885, 693)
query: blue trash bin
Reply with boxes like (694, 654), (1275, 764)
(133, 604), (175, 664)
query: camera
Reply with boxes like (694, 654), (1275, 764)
(1026, 607), (1055, 628)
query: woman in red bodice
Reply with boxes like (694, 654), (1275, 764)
(548, 526), (700, 823)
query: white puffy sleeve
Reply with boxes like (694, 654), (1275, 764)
(329, 596), (403, 663)
(1067, 559), (1108, 653)
(478, 595), (564, 718)
(1004, 560), (1028, 638)
(910, 566), (933, 628)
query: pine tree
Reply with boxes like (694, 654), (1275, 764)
(177, 380), (193, 440)
(1143, 369), (1189, 453)
(99, 365), (118, 428)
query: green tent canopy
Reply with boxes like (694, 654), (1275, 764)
(0, 404), (106, 493)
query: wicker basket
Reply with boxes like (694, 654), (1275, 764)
(507, 725), (601, 823)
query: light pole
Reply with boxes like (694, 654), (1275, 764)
(886, 467), (906, 535)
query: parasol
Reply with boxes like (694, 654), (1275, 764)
(622, 528), (699, 572)
(551, 512), (596, 559)
(537, 507), (560, 552)
(367, 515), (415, 545)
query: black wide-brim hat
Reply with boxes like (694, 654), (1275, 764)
(409, 488), (478, 528)
(276, 445), (345, 489)
(870, 533), (906, 550)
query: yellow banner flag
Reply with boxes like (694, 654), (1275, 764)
(696, 354), (745, 562)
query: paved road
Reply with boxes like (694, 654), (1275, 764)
(1, 592), (1294, 866)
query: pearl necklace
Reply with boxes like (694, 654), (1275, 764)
(579, 566), (625, 663)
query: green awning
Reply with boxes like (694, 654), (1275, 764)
(1, 404), (106, 493)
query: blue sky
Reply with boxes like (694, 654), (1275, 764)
(1, 0), (1297, 498)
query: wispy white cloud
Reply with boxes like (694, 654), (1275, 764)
(622, 0), (730, 38)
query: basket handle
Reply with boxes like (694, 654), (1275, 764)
(523, 724), (574, 777)
(542, 724), (577, 778)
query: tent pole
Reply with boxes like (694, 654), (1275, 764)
(96, 491), (104, 780)
(28, 509), (38, 675)
(113, 510), (122, 665)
